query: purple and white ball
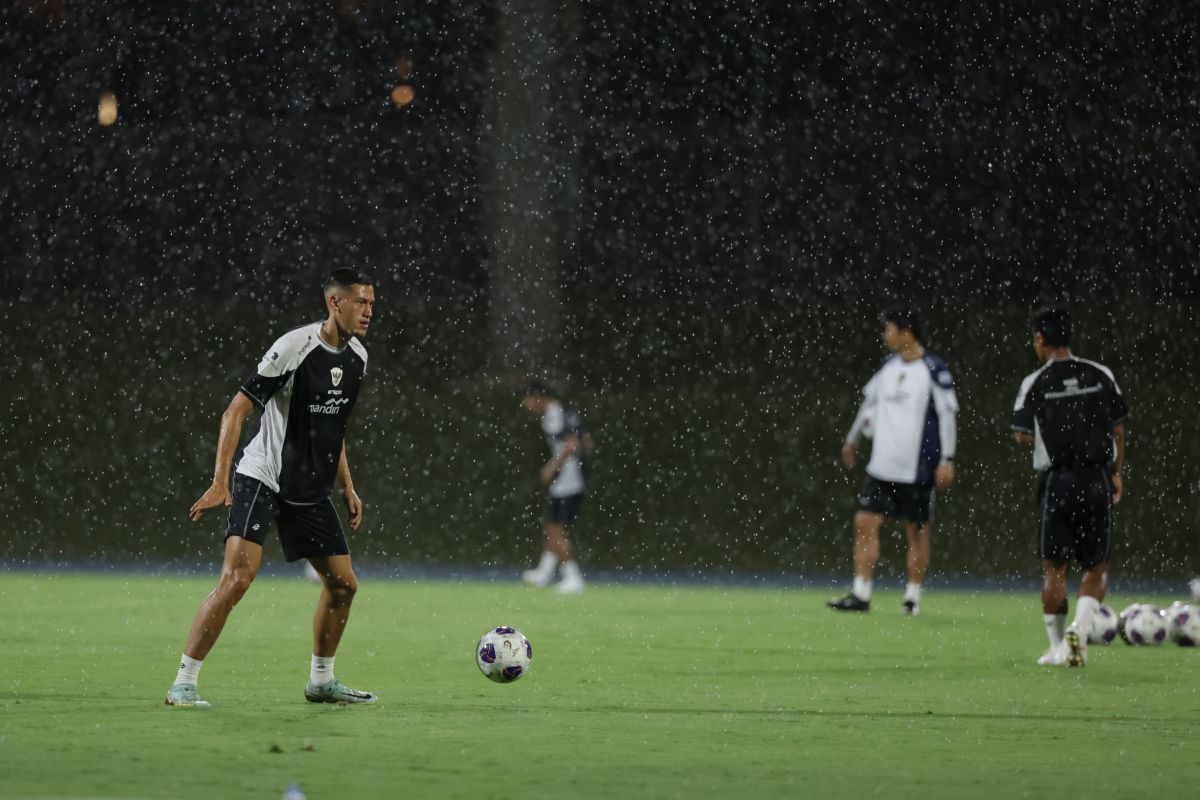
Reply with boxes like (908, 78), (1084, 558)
(1166, 604), (1200, 647)
(476, 626), (533, 683)
(1120, 604), (1168, 646)
(1088, 604), (1118, 645)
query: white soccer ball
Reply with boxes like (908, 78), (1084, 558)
(1088, 604), (1118, 645)
(1165, 604), (1200, 647)
(1120, 604), (1168, 646)
(476, 626), (532, 683)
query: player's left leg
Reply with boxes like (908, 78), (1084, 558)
(1065, 467), (1115, 667)
(902, 522), (930, 615)
(303, 554), (376, 703)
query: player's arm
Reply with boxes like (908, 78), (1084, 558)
(842, 379), (879, 469)
(1012, 431), (1034, 445)
(1011, 373), (1038, 447)
(1110, 423), (1125, 506)
(189, 392), (256, 521)
(337, 442), (363, 530)
(540, 435), (580, 487)
(932, 379), (958, 490)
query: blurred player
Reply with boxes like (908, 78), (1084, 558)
(519, 383), (592, 594)
(830, 309), (958, 615)
(1012, 304), (1127, 668)
(166, 269), (377, 706)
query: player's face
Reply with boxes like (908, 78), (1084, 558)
(1032, 331), (1048, 360)
(332, 284), (375, 337)
(882, 322), (902, 352)
(520, 395), (542, 415)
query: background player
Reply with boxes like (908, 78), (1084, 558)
(830, 309), (958, 615)
(166, 269), (377, 706)
(1012, 304), (1127, 668)
(519, 383), (592, 595)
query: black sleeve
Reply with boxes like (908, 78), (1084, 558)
(1106, 378), (1129, 428)
(240, 371), (291, 408)
(1011, 388), (1037, 433)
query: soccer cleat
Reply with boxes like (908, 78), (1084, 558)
(1065, 625), (1087, 667)
(521, 569), (553, 588)
(1037, 643), (1067, 666)
(165, 683), (210, 707)
(553, 576), (586, 595)
(902, 599), (920, 616)
(827, 593), (870, 612)
(304, 679), (377, 704)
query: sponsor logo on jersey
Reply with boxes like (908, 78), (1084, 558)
(309, 397), (350, 415)
(330, 367), (343, 386)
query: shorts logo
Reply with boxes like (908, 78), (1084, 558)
(330, 367), (343, 387)
(252, 523), (261, 531)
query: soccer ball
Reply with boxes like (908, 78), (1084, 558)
(1120, 604), (1167, 646)
(1088, 604), (1118, 645)
(476, 626), (532, 683)
(1165, 604), (1200, 646)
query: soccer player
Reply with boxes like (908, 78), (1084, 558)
(165, 269), (378, 706)
(829, 309), (958, 615)
(1011, 304), (1127, 668)
(519, 383), (592, 594)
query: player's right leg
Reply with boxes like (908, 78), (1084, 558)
(828, 509), (884, 611)
(1038, 560), (1069, 666)
(166, 535), (264, 706)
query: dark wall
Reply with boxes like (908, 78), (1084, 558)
(2, 1), (1197, 579)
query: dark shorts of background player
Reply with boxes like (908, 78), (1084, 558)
(857, 476), (935, 526)
(545, 494), (585, 525)
(225, 474), (350, 562)
(1037, 465), (1113, 569)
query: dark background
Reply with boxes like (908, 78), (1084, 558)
(1, 1), (1196, 581)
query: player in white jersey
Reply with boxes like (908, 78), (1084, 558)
(165, 269), (377, 707)
(519, 383), (593, 594)
(829, 309), (958, 615)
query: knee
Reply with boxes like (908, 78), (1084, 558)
(218, 568), (256, 604)
(327, 574), (358, 601)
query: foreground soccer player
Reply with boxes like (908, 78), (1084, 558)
(1012, 305), (1127, 668)
(166, 269), (377, 706)
(830, 309), (958, 615)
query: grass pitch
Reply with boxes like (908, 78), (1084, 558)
(1, 572), (1197, 800)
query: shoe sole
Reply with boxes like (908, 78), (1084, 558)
(1065, 630), (1085, 667)
(164, 697), (209, 708)
(305, 693), (377, 705)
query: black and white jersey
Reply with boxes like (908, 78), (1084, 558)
(1011, 356), (1127, 471)
(541, 401), (589, 498)
(235, 322), (367, 504)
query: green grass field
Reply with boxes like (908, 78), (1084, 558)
(1, 572), (1197, 800)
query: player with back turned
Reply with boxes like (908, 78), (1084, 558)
(165, 269), (378, 706)
(1011, 304), (1127, 668)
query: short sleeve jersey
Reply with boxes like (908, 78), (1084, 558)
(542, 401), (588, 498)
(862, 353), (958, 485)
(235, 322), (368, 504)
(1011, 356), (1127, 471)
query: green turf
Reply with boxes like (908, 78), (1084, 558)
(1, 573), (1197, 800)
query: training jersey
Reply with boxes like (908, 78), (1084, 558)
(1011, 355), (1127, 472)
(847, 352), (958, 485)
(542, 401), (589, 498)
(235, 322), (367, 504)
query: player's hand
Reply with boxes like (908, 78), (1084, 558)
(189, 482), (232, 521)
(344, 489), (364, 530)
(539, 463), (557, 487)
(935, 461), (956, 491)
(840, 442), (857, 469)
(1111, 474), (1123, 506)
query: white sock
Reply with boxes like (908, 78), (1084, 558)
(852, 576), (872, 601)
(560, 560), (583, 582)
(1044, 614), (1066, 648)
(310, 655), (335, 686)
(904, 582), (922, 603)
(1072, 596), (1100, 640)
(174, 654), (203, 687)
(535, 551), (558, 578)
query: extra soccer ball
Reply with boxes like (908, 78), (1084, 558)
(1088, 604), (1118, 645)
(476, 626), (532, 683)
(1120, 604), (1168, 646)
(1165, 604), (1200, 647)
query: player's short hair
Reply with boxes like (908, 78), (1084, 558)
(883, 308), (923, 342)
(1032, 304), (1072, 346)
(521, 382), (558, 399)
(324, 268), (374, 295)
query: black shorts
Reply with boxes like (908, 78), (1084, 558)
(545, 494), (585, 525)
(1037, 466), (1113, 569)
(225, 474), (350, 562)
(857, 477), (935, 525)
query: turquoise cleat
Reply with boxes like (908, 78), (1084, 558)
(304, 679), (377, 704)
(165, 683), (210, 707)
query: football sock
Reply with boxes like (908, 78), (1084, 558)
(535, 551), (558, 578)
(310, 655), (335, 686)
(904, 582), (921, 603)
(1073, 596), (1101, 641)
(560, 560), (583, 582)
(852, 576), (872, 601)
(1044, 613), (1066, 648)
(173, 654), (203, 687)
